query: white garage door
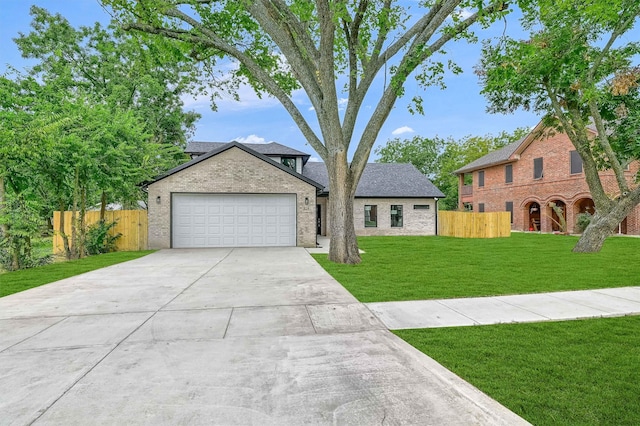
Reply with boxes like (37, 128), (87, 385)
(172, 193), (297, 248)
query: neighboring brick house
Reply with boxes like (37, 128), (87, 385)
(145, 141), (443, 249)
(454, 122), (640, 235)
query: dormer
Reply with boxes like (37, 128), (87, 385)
(185, 141), (310, 174)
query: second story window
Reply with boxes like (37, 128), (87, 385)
(533, 157), (543, 179)
(478, 171), (485, 187)
(282, 157), (297, 170)
(505, 164), (513, 183)
(570, 151), (583, 174)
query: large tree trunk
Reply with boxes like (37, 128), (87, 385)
(327, 152), (361, 264)
(573, 194), (639, 253)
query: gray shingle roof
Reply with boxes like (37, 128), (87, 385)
(147, 142), (323, 189)
(186, 141), (311, 162)
(303, 162), (445, 198)
(453, 137), (527, 174)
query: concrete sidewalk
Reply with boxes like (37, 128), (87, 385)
(367, 287), (640, 329)
(0, 248), (527, 425)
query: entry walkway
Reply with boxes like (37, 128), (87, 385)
(367, 287), (640, 329)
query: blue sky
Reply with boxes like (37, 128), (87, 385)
(0, 0), (543, 161)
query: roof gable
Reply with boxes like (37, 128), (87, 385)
(147, 142), (323, 189)
(185, 141), (311, 163)
(303, 162), (445, 198)
(453, 120), (600, 175)
(453, 138), (526, 175)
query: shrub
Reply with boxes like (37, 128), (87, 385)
(85, 220), (122, 255)
(0, 238), (52, 271)
(576, 212), (592, 233)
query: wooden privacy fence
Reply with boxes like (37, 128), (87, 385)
(439, 211), (511, 238)
(53, 210), (148, 254)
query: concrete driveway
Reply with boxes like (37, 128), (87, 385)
(0, 248), (527, 425)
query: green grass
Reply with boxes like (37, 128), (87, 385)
(312, 233), (640, 302)
(395, 317), (640, 426)
(0, 251), (154, 298)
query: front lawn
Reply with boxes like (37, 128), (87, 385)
(396, 316), (640, 426)
(0, 251), (154, 298)
(312, 233), (640, 302)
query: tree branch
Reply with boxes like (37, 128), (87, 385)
(248, 0), (323, 108)
(587, 7), (640, 84)
(124, 19), (328, 159)
(544, 80), (612, 211)
(588, 97), (630, 193)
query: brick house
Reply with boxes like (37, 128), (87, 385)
(145, 141), (443, 249)
(454, 122), (640, 235)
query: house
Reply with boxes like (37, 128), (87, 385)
(145, 141), (444, 249)
(454, 122), (640, 235)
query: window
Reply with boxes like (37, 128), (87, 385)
(505, 164), (513, 183)
(463, 203), (473, 211)
(506, 201), (514, 224)
(533, 157), (543, 179)
(391, 205), (403, 227)
(478, 171), (485, 187)
(281, 157), (297, 170)
(364, 205), (377, 227)
(413, 205), (430, 210)
(478, 203), (485, 212)
(570, 150), (583, 174)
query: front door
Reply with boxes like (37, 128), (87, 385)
(316, 204), (322, 235)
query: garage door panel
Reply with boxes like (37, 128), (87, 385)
(172, 193), (296, 248)
(265, 216), (278, 225)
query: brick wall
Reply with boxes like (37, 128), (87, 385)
(320, 197), (437, 236)
(465, 131), (640, 234)
(147, 147), (317, 248)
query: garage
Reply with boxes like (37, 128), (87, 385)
(172, 193), (297, 248)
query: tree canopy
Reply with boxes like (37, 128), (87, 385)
(0, 7), (200, 268)
(477, 0), (640, 252)
(103, 0), (511, 263)
(376, 128), (528, 210)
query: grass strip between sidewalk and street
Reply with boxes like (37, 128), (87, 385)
(0, 251), (154, 298)
(395, 316), (640, 426)
(312, 233), (640, 302)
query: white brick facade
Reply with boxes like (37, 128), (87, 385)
(317, 197), (438, 236)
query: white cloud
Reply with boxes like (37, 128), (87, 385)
(180, 93), (211, 110)
(456, 8), (473, 19)
(235, 134), (268, 144)
(309, 156), (321, 162)
(392, 126), (414, 135)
